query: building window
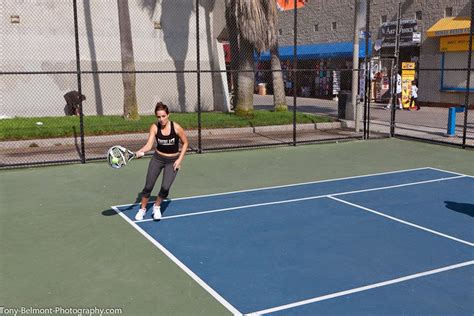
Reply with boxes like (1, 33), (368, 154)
(441, 52), (474, 92)
(415, 11), (422, 20)
(278, 28), (283, 36)
(313, 24), (319, 32)
(332, 22), (337, 30)
(445, 7), (453, 17)
(381, 15), (387, 24)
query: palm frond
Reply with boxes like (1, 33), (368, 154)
(234, 0), (278, 52)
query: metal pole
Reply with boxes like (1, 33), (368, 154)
(390, 2), (401, 137)
(292, 0), (297, 146)
(72, 0), (85, 163)
(196, 0), (202, 153)
(462, 4), (473, 148)
(352, 0), (361, 132)
(363, 0), (371, 139)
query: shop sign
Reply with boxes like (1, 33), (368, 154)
(379, 19), (419, 47)
(412, 32), (421, 43)
(440, 35), (474, 52)
(332, 71), (341, 95)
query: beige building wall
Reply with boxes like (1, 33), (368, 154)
(0, 0), (228, 117)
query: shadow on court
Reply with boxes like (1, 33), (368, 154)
(445, 201), (474, 217)
(102, 193), (172, 217)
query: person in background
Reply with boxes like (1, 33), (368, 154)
(64, 91), (86, 116)
(385, 71), (402, 110)
(409, 80), (420, 111)
(396, 71), (402, 110)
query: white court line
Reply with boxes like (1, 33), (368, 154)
(427, 167), (473, 178)
(328, 196), (473, 247)
(248, 260), (474, 315)
(111, 206), (243, 316)
(112, 170), (471, 315)
(134, 175), (465, 223)
(113, 167), (450, 208)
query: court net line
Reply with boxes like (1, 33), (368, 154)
(135, 175), (466, 223)
(247, 260), (474, 315)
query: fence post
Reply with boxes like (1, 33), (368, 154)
(292, 0), (298, 146)
(72, 0), (85, 163)
(363, 0), (371, 140)
(462, 4), (473, 148)
(196, 0), (202, 153)
(390, 2), (401, 137)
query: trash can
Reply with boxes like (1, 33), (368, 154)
(338, 90), (351, 119)
(258, 83), (267, 95)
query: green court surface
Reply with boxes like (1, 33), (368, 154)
(1, 138), (473, 316)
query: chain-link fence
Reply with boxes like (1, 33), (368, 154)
(1, 0), (472, 168)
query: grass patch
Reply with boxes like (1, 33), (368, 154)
(0, 110), (333, 141)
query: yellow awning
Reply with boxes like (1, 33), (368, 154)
(426, 17), (471, 37)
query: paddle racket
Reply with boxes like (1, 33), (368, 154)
(107, 145), (138, 169)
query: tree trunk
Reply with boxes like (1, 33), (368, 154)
(235, 39), (255, 117)
(270, 46), (287, 111)
(225, 0), (239, 100)
(117, 0), (139, 120)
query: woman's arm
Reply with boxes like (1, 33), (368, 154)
(173, 123), (188, 170)
(136, 124), (157, 158)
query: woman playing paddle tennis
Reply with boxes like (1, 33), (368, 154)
(134, 102), (188, 220)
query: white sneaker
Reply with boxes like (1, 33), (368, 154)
(135, 208), (147, 221)
(153, 204), (162, 220)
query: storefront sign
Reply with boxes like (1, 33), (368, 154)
(380, 19), (419, 47)
(412, 32), (421, 43)
(440, 35), (474, 52)
(332, 71), (341, 95)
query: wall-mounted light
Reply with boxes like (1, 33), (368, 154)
(154, 21), (162, 29)
(10, 15), (20, 24)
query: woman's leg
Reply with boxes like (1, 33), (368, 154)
(155, 161), (179, 206)
(140, 156), (164, 209)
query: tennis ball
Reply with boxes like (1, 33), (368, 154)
(111, 157), (119, 164)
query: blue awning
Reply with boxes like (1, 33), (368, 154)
(258, 40), (372, 61)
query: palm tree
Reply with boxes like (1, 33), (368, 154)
(226, 0), (284, 116)
(225, 0), (240, 107)
(271, 47), (288, 111)
(117, 0), (139, 120)
(265, 0), (287, 112)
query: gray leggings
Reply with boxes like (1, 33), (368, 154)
(141, 152), (179, 199)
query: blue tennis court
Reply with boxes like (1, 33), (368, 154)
(112, 167), (474, 315)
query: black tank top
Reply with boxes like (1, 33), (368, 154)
(155, 121), (179, 154)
